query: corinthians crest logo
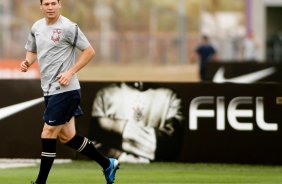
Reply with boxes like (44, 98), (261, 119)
(51, 29), (62, 42)
(132, 106), (144, 122)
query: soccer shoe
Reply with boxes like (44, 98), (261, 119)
(103, 158), (120, 184)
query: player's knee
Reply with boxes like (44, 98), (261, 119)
(58, 134), (68, 143)
(58, 132), (74, 144)
(41, 125), (59, 138)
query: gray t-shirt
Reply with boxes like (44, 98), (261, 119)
(25, 15), (90, 96)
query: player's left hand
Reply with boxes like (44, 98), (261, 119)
(57, 71), (72, 86)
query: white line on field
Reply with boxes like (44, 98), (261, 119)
(0, 159), (72, 169)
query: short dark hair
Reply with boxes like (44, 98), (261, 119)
(40, 0), (60, 5)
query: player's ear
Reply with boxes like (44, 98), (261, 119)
(58, 1), (62, 8)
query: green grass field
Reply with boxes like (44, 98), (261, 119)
(1, 161), (282, 184)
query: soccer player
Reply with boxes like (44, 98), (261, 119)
(20, 0), (119, 183)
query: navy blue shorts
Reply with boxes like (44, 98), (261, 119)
(43, 90), (83, 126)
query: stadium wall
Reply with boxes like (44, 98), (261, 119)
(0, 80), (281, 164)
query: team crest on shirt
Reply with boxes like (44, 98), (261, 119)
(51, 29), (62, 42)
(132, 106), (144, 122)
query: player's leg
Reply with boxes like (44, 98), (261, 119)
(33, 91), (78, 184)
(34, 124), (63, 184)
(60, 117), (110, 170)
(60, 117), (120, 184)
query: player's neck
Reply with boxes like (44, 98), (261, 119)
(45, 14), (60, 25)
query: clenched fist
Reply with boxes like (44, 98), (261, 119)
(20, 60), (30, 72)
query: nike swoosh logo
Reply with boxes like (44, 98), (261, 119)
(0, 97), (44, 120)
(213, 67), (276, 83)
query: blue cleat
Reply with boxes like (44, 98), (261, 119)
(103, 158), (120, 184)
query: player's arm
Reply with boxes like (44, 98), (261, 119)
(58, 46), (95, 86)
(20, 51), (37, 72)
(69, 46), (95, 75)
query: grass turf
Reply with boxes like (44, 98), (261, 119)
(1, 161), (282, 184)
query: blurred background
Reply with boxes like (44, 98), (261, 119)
(0, 0), (282, 81)
(1, 0), (282, 164)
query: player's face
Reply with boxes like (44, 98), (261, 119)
(41, 0), (61, 22)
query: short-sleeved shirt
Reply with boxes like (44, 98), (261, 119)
(25, 15), (90, 96)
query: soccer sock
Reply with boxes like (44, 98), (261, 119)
(36, 138), (57, 184)
(65, 134), (110, 170)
